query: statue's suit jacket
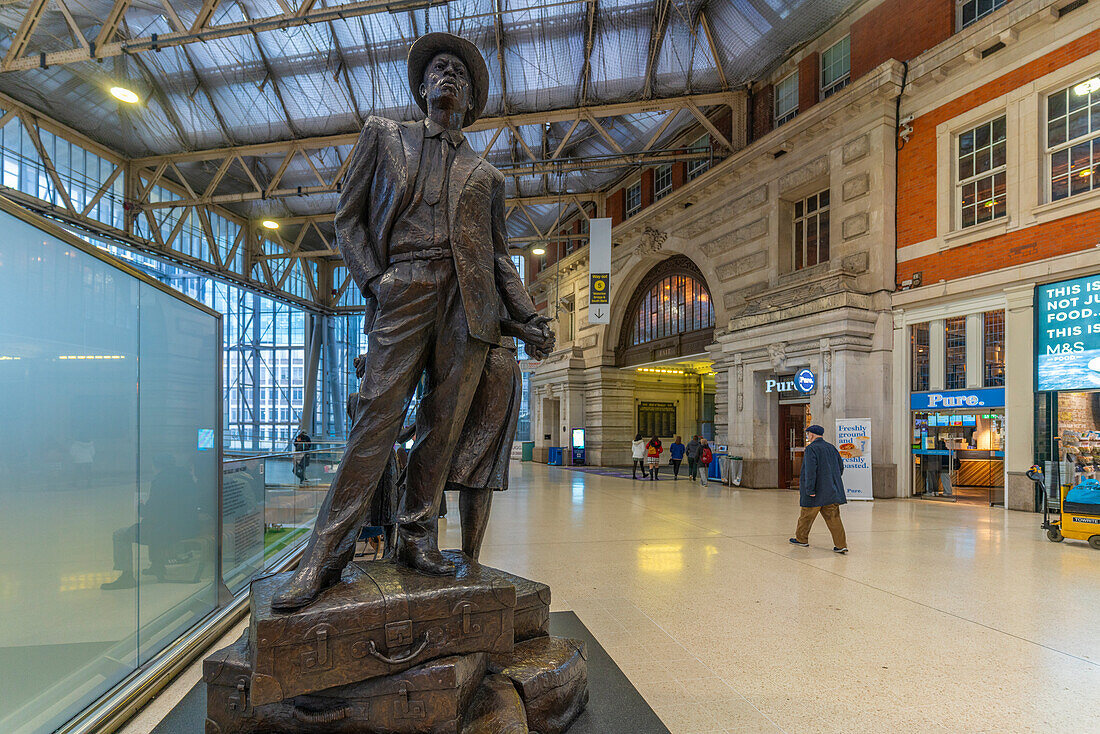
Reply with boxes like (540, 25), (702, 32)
(335, 116), (537, 343)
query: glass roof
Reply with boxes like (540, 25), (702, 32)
(0, 0), (859, 240)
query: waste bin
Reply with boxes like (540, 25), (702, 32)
(548, 446), (563, 466)
(709, 451), (727, 481)
(521, 441), (534, 462)
(727, 456), (743, 486)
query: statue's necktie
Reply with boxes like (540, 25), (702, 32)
(424, 136), (457, 206)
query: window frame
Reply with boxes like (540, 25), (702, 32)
(791, 188), (831, 272)
(774, 71), (799, 126)
(956, 0), (1008, 31)
(1044, 73), (1100, 204)
(911, 322), (931, 393)
(821, 36), (850, 99)
(625, 181), (642, 218)
(944, 316), (967, 390)
(955, 115), (1008, 230)
(654, 164), (673, 200)
(983, 310), (1005, 387)
(687, 136), (710, 180)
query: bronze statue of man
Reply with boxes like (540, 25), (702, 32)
(273, 33), (553, 611)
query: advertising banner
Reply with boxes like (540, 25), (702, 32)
(910, 387), (1005, 411)
(1036, 274), (1100, 391)
(588, 218), (611, 324)
(835, 418), (873, 500)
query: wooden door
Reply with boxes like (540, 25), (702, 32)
(778, 404), (807, 489)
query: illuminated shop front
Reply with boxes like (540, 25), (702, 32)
(901, 306), (1007, 505)
(910, 389), (1005, 505)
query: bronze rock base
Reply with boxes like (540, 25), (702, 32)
(204, 554), (587, 734)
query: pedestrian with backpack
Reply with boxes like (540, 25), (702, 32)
(646, 436), (663, 480)
(698, 438), (713, 486)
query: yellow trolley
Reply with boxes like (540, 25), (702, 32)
(1029, 466), (1100, 549)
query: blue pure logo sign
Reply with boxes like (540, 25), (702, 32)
(765, 370), (817, 396)
(795, 369), (816, 393)
(910, 388), (1005, 411)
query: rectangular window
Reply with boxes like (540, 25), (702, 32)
(821, 36), (850, 99)
(1047, 74), (1100, 202)
(687, 136), (709, 180)
(792, 189), (830, 271)
(654, 164), (673, 200)
(625, 181), (642, 218)
(957, 0), (1007, 30)
(957, 116), (1006, 228)
(775, 72), (799, 126)
(945, 316), (967, 390)
(983, 310), (1005, 387)
(911, 322), (930, 392)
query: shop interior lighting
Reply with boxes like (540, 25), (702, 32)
(637, 367), (687, 375)
(57, 355), (126, 360)
(109, 86), (140, 104)
(1073, 77), (1100, 96)
(261, 220), (280, 229)
(531, 247), (546, 256)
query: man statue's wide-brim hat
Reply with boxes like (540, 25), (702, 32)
(407, 32), (489, 129)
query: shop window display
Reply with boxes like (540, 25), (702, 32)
(912, 409), (1005, 505)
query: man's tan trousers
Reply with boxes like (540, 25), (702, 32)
(795, 504), (847, 548)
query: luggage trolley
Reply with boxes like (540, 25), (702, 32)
(1028, 465), (1100, 549)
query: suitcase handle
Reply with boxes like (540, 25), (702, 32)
(364, 634), (429, 665)
(293, 704), (351, 723)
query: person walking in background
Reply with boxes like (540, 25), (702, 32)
(292, 430), (312, 484)
(789, 424), (848, 554)
(698, 438), (713, 487)
(646, 436), (663, 480)
(669, 436), (685, 479)
(686, 435), (702, 481)
(632, 433), (646, 480)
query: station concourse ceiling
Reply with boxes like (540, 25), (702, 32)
(0, 0), (860, 247)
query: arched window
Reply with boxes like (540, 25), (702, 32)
(630, 273), (714, 345)
(617, 255), (715, 367)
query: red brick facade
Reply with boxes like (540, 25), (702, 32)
(850, 0), (953, 79)
(798, 54), (820, 112)
(897, 28), (1100, 286)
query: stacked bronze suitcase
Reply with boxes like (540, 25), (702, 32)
(204, 555), (587, 734)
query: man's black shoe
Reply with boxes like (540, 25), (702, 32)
(788, 538), (809, 547)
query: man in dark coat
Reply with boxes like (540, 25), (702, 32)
(789, 424), (848, 553)
(685, 435), (702, 481)
(271, 33), (553, 611)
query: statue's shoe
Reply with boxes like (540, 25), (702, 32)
(397, 539), (456, 576)
(270, 564), (341, 611)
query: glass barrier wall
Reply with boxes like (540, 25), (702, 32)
(221, 446), (343, 594)
(0, 202), (221, 734)
(0, 200), (345, 734)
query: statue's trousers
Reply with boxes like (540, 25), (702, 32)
(297, 257), (489, 575)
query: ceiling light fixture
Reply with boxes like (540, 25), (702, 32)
(1073, 77), (1100, 96)
(532, 247), (546, 256)
(262, 220), (280, 229)
(110, 86), (140, 104)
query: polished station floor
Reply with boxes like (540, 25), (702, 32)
(125, 462), (1100, 734)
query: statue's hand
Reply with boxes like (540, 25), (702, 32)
(520, 316), (555, 360)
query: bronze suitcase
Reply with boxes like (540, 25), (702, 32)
(446, 552), (551, 642)
(205, 631), (487, 734)
(249, 560), (515, 704)
(490, 637), (588, 734)
(460, 674), (529, 734)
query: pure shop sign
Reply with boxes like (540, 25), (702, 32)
(765, 369), (816, 396)
(1036, 274), (1100, 391)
